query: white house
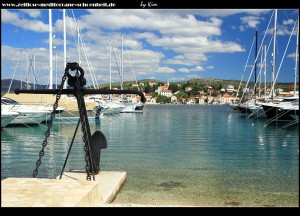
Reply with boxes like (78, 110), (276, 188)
(225, 85), (235, 93)
(160, 89), (172, 97)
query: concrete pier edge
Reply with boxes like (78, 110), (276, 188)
(1, 171), (126, 207)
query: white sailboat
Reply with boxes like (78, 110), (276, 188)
(90, 95), (125, 116)
(1, 110), (19, 128)
(261, 11), (299, 122)
(1, 97), (52, 125)
(118, 35), (144, 113)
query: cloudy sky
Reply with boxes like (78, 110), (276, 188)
(1, 8), (299, 87)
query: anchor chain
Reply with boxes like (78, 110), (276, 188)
(72, 65), (94, 181)
(32, 62), (95, 181)
(67, 62), (95, 181)
(32, 70), (67, 178)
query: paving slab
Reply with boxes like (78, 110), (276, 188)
(1, 171), (126, 207)
(59, 170), (127, 204)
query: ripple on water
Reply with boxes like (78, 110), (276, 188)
(1, 105), (299, 206)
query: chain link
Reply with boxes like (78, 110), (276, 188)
(73, 69), (94, 181)
(33, 63), (94, 180)
(32, 72), (67, 178)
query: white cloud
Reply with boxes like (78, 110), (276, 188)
(266, 24), (297, 36)
(1, 9), (48, 33)
(206, 65), (214, 69)
(240, 16), (262, 29)
(187, 74), (200, 79)
(276, 26), (294, 36)
(123, 38), (143, 50)
(191, 66), (204, 71)
(165, 59), (192, 66)
(155, 9), (271, 17)
(283, 19), (295, 25)
(52, 37), (64, 46)
(177, 66), (204, 73)
(165, 53), (208, 66)
(1, 39), (166, 85)
(1, 45), (53, 84)
(157, 67), (176, 74)
(178, 68), (190, 73)
(134, 32), (157, 40)
(169, 77), (187, 82)
(80, 10), (222, 37)
(146, 76), (156, 80)
(53, 15), (78, 35)
(287, 52), (299, 60)
(1, 45), (22, 64)
(20, 9), (41, 18)
(148, 36), (244, 54)
(239, 25), (245, 32)
(3, 9), (273, 84)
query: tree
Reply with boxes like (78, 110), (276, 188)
(204, 96), (208, 104)
(101, 86), (110, 90)
(169, 83), (179, 92)
(211, 92), (218, 97)
(158, 82), (164, 86)
(152, 84), (158, 92)
(175, 91), (188, 98)
(156, 95), (170, 103)
(144, 85), (152, 93)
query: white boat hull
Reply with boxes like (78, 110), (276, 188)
(120, 103), (137, 113)
(1, 112), (19, 128)
(8, 111), (50, 125)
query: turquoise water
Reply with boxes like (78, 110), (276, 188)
(1, 105), (299, 206)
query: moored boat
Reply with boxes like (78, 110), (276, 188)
(1, 110), (19, 128)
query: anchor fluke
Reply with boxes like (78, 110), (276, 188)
(89, 131), (107, 174)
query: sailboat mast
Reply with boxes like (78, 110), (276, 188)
(26, 51), (29, 89)
(121, 34), (124, 90)
(294, 18), (299, 96)
(49, 9), (53, 89)
(33, 52), (36, 89)
(21, 50), (23, 89)
(63, 9), (67, 89)
(264, 45), (267, 101)
(77, 24), (81, 64)
(254, 30), (258, 100)
(55, 52), (58, 89)
(271, 9), (277, 101)
(258, 43), (263, 98)
(110, 41), (112, 90)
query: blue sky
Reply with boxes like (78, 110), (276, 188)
(1, 9), (299, 87)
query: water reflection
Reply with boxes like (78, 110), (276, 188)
(1, 105), (298, 206)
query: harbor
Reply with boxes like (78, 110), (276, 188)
(1, 8), (299, 207)
(1, 105), (298, 207)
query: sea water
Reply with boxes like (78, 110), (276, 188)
(1, 105), (298, 206)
